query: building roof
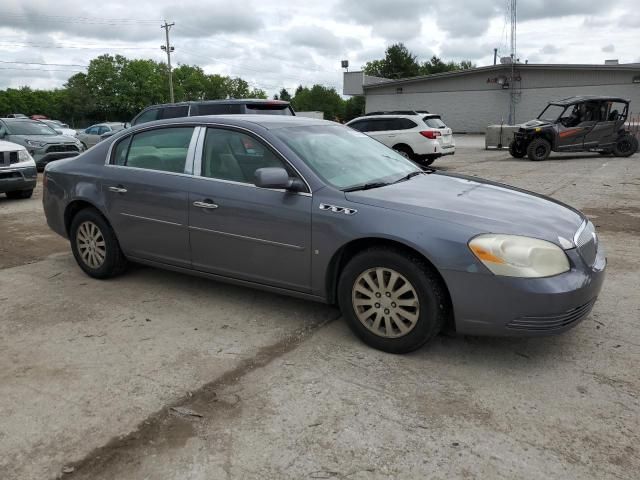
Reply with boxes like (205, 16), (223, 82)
(363, 63), (640, 90)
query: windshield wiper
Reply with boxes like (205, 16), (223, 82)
(342, 181), (391, 192)
(392, 170), (427, 184)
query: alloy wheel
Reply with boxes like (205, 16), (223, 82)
(351, 267), (420, 338)
(76, 221), (106, 269)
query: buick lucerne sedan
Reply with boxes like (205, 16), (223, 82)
(42, 116), (605, 353)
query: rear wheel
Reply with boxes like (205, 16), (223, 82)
(508, 141), (526, 158)
(70, 208), (127, 279)
(6, 189), (33, 199)
(393, 145), (414, 160)
(338, 247), (448, 354)
(527, 137), (551, 161)
(612, 134), (636, 157)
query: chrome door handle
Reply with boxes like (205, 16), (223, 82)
(108, 186), (127, 193)
(193, 200), (218, 209)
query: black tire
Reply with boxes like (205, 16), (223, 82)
(6, 189), (33, 199)
(338, 247), (448, 354)
(508, 141), (526, 158)
(598, 151), (612, 156)
(393, 145), (414, 160)
(612, 134), (637, 157)
(69, 208), (127, 279)
(526, 137), (551, 161)
(416, 155), (436, 166)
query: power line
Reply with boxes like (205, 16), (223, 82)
(0, 60), (88, 67)
(0, 42), (156, 51)
(1, 12), (160, 25)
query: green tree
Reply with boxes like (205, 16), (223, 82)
(363, 43), (422, 79)
(278, 88), (291, 102)
(344, 95), (366, 122)
(291, 85), (344, 121)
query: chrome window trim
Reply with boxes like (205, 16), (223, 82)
(103, 121), (313, 197)
(189, 225), (304, 251)
(194, 123), (312, 195)
(184, 126), (203, 175)
(120, 212), (183, 227)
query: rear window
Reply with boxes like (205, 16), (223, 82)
(132, 108), (160, 126)
(196, 104), (243, 115)
(245, 104), (293, 115)
(423, 117), (446, 128)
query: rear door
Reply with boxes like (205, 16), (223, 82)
(103, 126), (198, 267)
(582, 101), (623, 149)
(424, 116), (453, 147)
(188, 127), (312, 292)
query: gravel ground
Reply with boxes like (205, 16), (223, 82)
(0, 136), (638, 480)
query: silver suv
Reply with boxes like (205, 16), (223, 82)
(0, 118), (84, 170)
(347, 111), (455, 165)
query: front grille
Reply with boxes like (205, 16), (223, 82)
(507, 299), (596, 331)
(46, 144), (79, 153)
(2, 151), (18, 166)
(0, 171), (21, 180)
(576, 221), (597, 267)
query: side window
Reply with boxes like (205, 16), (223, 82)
(366, 119), (385, 132)
(159, 105), (189, 120)
(349, 120), (369, 132)
(124, 127), (194, 173)
(86, 126), (98, 135)
(112, 136), (131, 166)
(132, 108), (159, 126)
(201, 128), (291, 184)
(196, 103), (243, 115)
(392, 118), (417, 130)
(96, 126), (109, 135)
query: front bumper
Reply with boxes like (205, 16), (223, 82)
(443, 247), (606, 336)
(0, 166), (38, 193)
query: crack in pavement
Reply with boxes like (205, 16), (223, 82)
(58, 310), (340, 480)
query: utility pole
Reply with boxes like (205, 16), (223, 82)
(508, 0), (517, 125)
(161, 21), (175, 103)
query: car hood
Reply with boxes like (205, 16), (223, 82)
(10, 134), (78, 144)
(520, 119), (554, 130)
(345, 172), (585, 246)
(0, 139), (25, 152)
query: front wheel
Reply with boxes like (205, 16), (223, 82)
(338, 247), (448, 354)
(613, 134), (638, 157)
(70, 208), (127, 279)
(527, 137), (551, 161)
(508, 141), (526, 158)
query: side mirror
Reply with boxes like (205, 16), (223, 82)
(254, 167), (305, 192)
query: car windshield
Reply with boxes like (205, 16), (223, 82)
(110, 124), (125, 132)
(274, 125), (421, 190)
(538, 104), (566, 123)
(5, 120), (58, 135)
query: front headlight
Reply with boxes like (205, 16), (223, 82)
(18, 150), (34, 162)
(468, 234), (570, 278)
(25, 139), (46, 148)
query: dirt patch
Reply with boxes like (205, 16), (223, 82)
(582, 207), (640, 234)
(0, 213), (68, 269)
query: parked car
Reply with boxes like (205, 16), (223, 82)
(346, 111), (455, 165)
(0, 118), (84, 170)
(43, 115), (605, 353)
(131, 99), (295, 126)
(6, 113), (28, 118)
(76, 123), (127, 149)
(0, 139), (37, 199)
(39, 119), (77, 138)
(509, 96), (639, 160)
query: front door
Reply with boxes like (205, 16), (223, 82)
(188, 127), (312, 292)
(103, 126), (197, 267)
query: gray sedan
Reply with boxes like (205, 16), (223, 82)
(42, 116), (605, 353)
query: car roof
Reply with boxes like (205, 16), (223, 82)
(347, 113), (442, 124)
(130, 114), (330, 131)
(550, 95), (630, 106)
(141, 99), (291, 109)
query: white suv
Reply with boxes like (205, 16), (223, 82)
(346, 111), (455, 165)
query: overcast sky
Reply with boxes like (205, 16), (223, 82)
(1, 0), (639, 95)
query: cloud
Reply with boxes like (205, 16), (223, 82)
(287, 25), (361, 54)
(335, 0), (426, 41)
(602, 44), (615, 53)
(540, 44), (560, 54)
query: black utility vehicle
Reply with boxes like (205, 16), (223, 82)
(131, 99), (295, 126)
(509, 96), (638, 161)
